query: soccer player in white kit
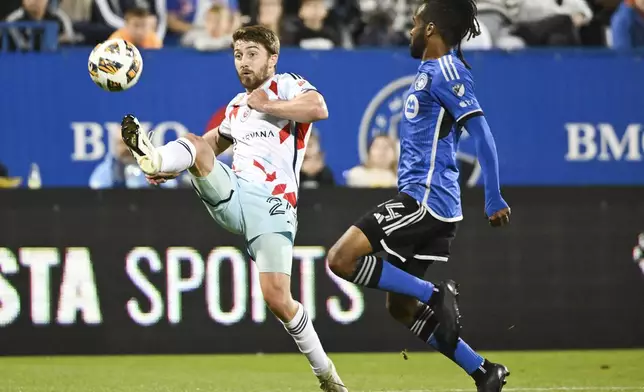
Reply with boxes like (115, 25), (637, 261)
(120, 25), (347, 392)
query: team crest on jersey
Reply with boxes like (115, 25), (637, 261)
(404, 95), (419, 119)
(241, 107), (251, 122)
(359, 75), (482, 187)
(414, 73), (428, 91)
(452, 83), (465, 97)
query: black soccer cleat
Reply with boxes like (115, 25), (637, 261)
(121, 114), (146, 157)
(120, 114), (161, 175)
(432, 280), (461, 350)
(475, 362), (510, 392)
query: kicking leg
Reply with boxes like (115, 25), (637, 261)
(251, 233), (347, 392)
(327, 225), (460, 348)
(121, 114), (214, 177)
(387, 293), (510, 392)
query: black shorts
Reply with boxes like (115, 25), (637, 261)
(354, 192), (458, 278)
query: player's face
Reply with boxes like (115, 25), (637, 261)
(233, 41), (277, 90)
(409, 8), (427, 59)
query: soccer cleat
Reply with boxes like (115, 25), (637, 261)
(476, 362), (510, 392)
(120, 114), (162, 175)
(317, 358), (348, 392)
(432, 280), (461, 350)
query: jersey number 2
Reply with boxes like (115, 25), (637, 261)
(266, 197), (286, 216)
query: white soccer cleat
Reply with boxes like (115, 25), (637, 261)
(317, 358), (348, 392)
(120, 114), (162, 175)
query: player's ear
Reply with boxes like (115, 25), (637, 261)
(425, 22), (435, 38)
(269, 54), (278, 70)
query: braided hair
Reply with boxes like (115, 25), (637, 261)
(418, 0), (481, 68)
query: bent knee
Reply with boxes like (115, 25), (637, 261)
(183, 134), (215, 176)
(261, 278), (293, 315)
(327, 244), (356, 278)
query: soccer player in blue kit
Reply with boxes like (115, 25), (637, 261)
(327, 0), (511, 391)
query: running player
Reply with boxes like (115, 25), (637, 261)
(327, 1), (511, 391)
(120, 25), (347, 392)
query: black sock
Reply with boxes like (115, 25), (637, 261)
(471, 359), (492, 384)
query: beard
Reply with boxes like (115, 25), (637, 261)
(237, 63), (270, 90)
(409, 33), (425, 59)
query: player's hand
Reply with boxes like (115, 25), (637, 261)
(247, 89), (269, 112)
(487, 207), (511, 227)
(145, 172), (179, 186)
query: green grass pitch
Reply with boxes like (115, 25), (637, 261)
(1, 350), (643, 392)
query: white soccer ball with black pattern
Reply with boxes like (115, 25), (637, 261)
(88, 39), (143, 92)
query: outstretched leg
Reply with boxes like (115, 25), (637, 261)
(250, 233), (347, 392)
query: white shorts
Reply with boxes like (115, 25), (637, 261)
(191, 160), (298, 246)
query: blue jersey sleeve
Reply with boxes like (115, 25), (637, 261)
(430, 59), (483, 125)
(611, 4), (634, 50)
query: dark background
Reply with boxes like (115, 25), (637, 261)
(0, 187), (643, 355)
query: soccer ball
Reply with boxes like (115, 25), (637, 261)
(88, 39), (143, 92)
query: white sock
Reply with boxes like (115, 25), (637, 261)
(157, 138), (196, 173)
(283, 302), (330, 376)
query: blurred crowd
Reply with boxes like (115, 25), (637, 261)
(1, 0), (644, 51)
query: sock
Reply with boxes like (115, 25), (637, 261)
(157, 137), (196, 173)
(350, 255), (437, 304)
(407, 303), (484, 376)
(282, 302), (330, 376)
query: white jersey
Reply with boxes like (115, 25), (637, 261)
(217, 73), (318, 209)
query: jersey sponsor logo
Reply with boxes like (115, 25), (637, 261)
(414, 73), (428, 91)
(404, 95), (419, 119)
(358, 76), (481, 187)
(452, 83), (465, 97)
(240, 130), (276, 142)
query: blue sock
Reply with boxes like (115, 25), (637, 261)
(350, 255), (436, 303)
(429, 335), (484, 374)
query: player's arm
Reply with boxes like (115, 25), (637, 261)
(203, 126), (233, 156)
(249, 90), (328, 123)
(462, 115), (508, 221)
(430, 67), (509, 226)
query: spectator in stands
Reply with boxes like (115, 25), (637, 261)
(290, 0), (341, 49)
(182, 4), (233, 50)
(300, 130), (335, 189)
(345, 134), (398, 188)
(253, 0), (293, 42)
(477, 0), (593, 48)
(0, 162), (21, 189)
(92, 0), (166, 42)
(166, 0), (240, 45)
(357, 8), (405, 46)
(59, 0), (114, 45)
(611, 0), (644, 48)
(5, 0), (76, 50)
(109, 7), (162, 48)
(89, 130), (178, 189)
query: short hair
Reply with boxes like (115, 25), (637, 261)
(124, 7), (150, 20)
(232, 25), (280, 55)
(418, 0), (480, 68)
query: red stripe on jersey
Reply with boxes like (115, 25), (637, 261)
(266, 172), (276, 182)
(253, 159), (266, 173)
(269, 80), (279, 96)
(283, 192), (297, 208)
(230, 106), (240, 120)
(272, 184), (286, 195)
(296, 123), (311, 150)
(279, 123), (290, 144)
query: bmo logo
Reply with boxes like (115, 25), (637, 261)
(70, 121), (190, 162)
(565, 123), (644, 162)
